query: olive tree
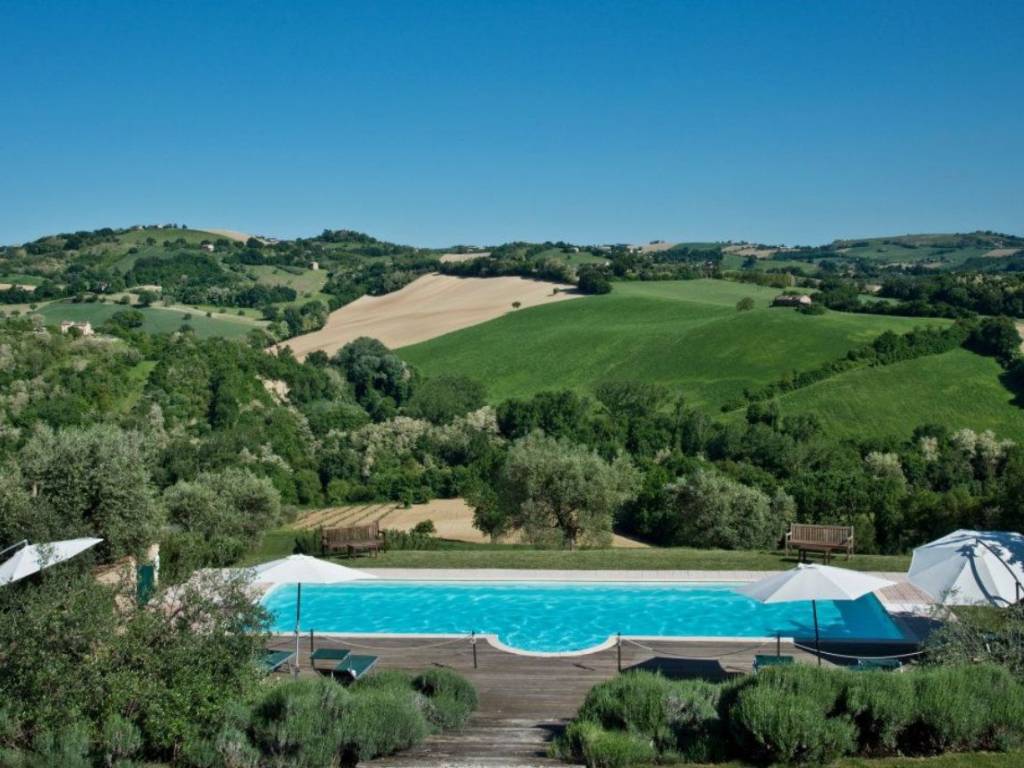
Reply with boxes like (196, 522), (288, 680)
(17, 424), (163, 561)
(666, 470), (790, 550)
(489, 432), (638, 549)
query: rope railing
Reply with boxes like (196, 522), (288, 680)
(308, 633), (476, 652)
(621, 637), (773, 660)
(791, 642), (925, 661)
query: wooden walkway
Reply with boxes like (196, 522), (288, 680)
(268, 634), (842, 767)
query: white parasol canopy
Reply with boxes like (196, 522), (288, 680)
(248, 554), (375, 674)
(249, 554), (376, 585)
(908, 529), (1024, 606)
(738, 564), (895, 665)
(0, 538), (103, 586)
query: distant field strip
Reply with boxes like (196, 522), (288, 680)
(278, 273), (579, 359)
(292, 498), (648, 548)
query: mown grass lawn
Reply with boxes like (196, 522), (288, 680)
(243, 530), (910, 572)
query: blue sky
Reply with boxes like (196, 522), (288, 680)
(1, 0), (1021, 246)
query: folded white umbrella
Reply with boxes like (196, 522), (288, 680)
(738, 564), (895, 665)
(248, 554), (376, 673)
(0, 538), (103, 586)
(908, 529), (1024, 606)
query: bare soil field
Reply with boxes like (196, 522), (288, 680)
(983, 248), (1022, 258)
(277, 273), (579, 359)
(634, 241), (677, 253)
(440, 251), (490, 263)
(723, 244), (779, 259)
(292, 497), (648, 548)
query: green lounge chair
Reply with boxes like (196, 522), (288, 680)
(753, 654), (795, 672)
(329, 655), (378, 684)
(855, 658), (903, 671)
(310, 647), (351, 664)
(261, 650), (294, 673)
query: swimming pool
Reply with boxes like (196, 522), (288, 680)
(261, 581), (903, 653)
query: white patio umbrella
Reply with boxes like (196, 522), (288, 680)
(248, 554), (376, 673)
(738, 564), (895, 665)
(0, 538), (103, 586)
(908, 529), (1024, 606)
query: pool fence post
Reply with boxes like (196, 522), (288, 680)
(310, 629), (315, 656)
(776, 632), (781, 658)
(617, 633), (622, 673)
(472, 631), (478, 669)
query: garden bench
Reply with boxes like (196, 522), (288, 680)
(785, 524), (854, 563)
(321, 521), (383, 557)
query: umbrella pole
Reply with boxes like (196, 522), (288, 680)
(294, 583), (302, 677)
(812, 599), (821, 667)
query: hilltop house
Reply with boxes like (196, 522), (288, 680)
(60, 320), (95, 336)
(200, 243), (215, 253)
(772, 294), (813, 307)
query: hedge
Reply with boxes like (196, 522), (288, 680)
(554, 664), (1024, 767)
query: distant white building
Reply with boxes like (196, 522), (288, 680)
(200, 243), (215, 252)
(309, 261), (320, 271)
(60, 320), (95, 336)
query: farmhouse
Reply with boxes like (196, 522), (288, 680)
(200, 243), (215, 252)
(772, 293), (813, 307)
(59, 320), (95, 336)
(309, 260), (319, 271)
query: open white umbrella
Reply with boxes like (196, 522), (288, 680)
(738, 564), (895, 665)
(0, 538), (103, 586)
(248, 554), (376, 673)
(908, 529), (1024, 606)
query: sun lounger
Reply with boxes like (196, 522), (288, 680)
(753, 654), (795, 672)
(329, 655), (378, 684)
(261, 650), (294, 673)
(311, 647), (351, 664)
(854, 658), (903, 671)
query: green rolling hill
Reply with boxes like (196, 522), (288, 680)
(400, 279), (1024, 440)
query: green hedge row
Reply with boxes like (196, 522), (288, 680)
(0, 668), (477, 768)
(553, 664), (1024, 767)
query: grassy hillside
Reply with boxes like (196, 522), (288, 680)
(37, 301), (262, 339)
(767, 347), (1024, 442)
(400, 279), (948, 412)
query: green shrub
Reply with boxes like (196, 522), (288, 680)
(248, 677), (351, 767)
(577, 671), (672, 736)
(907, 664), (1024, 755)
(730, 683), (856, 765)
(99, 714), (142, 766)
(661, 679), (726, 762)
(13, 724), (93, 768)
(555, 720), (654, 768)
(338, 687), (429, 764)
(412, 669), (479, 730)
(354, 669), (416, 692)
(841, 670), (915, 755)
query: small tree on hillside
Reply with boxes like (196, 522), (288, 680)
(486, 432), (638, 549)
(736, 296), (755, 311)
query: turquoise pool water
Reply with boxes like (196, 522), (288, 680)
(262, 581), (903, 653)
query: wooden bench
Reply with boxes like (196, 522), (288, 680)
(321, 521), (383, 557)
(785, 523), (854, 563)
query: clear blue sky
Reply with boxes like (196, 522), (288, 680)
(1, 0), (1021, 247)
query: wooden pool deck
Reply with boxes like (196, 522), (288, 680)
(268, 629), (929, 767)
